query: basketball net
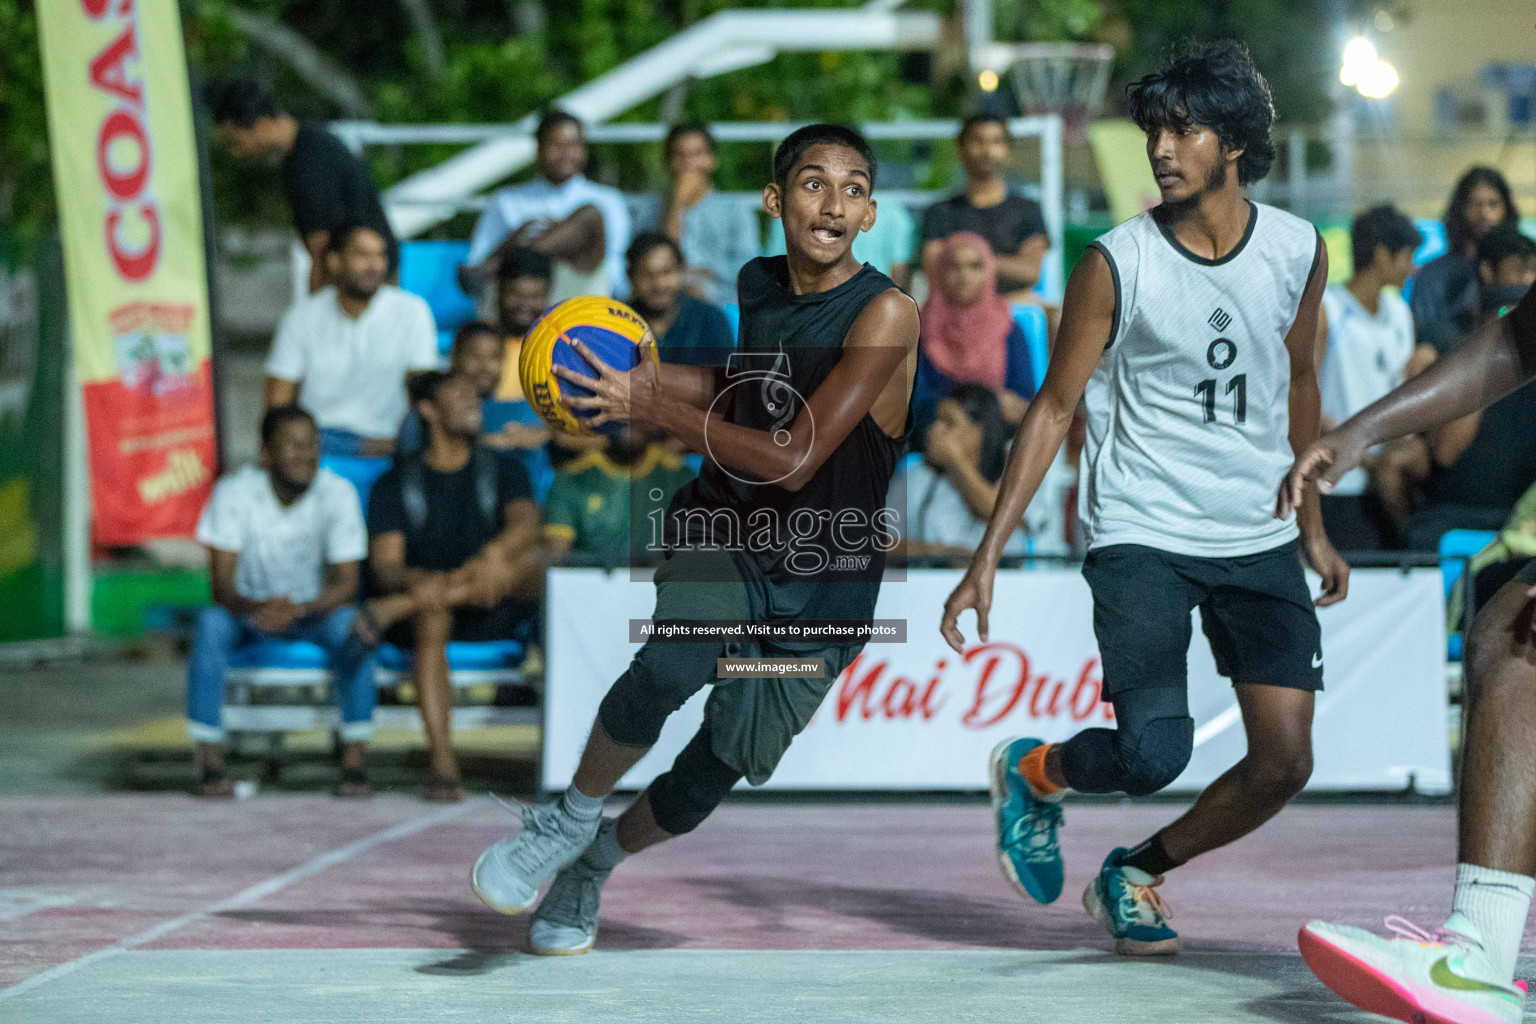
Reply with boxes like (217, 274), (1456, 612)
(1006, 42), (1115, 145)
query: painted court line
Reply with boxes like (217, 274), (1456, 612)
(0, 800), (473, 1004)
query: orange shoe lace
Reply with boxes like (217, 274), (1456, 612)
(1129, 875), (1173, 923)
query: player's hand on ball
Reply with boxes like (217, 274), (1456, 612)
(554, 334), (661, 428)
(1276, 428), (1369, 520)
(941, 564), (995, 654)
(1302, 530), (1351, 607)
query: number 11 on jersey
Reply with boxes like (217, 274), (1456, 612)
(1196, 374), (1247, 424)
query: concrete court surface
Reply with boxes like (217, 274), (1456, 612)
(6, 794), (1536, 1022)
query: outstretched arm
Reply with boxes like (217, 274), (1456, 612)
(940, 247), (1115, 652)
(557, 289), (919, 492)
(1280, 288), (1536, 514)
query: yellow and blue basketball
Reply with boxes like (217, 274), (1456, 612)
(518, 296), (658, 436)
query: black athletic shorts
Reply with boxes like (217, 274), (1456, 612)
(1081, 540), (1323, 697)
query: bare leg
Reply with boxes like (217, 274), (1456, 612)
(1156, 683), (1314, 864)
(571, 718), (651, 799)
(193, 741), (234, 798)
(1459, 581), (1536, 873)
(413, 606), (461, 798)
(614, 790), (672, 854)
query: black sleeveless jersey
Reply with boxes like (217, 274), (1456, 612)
(664, 257), (909, 639)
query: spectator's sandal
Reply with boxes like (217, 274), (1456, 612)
(192, 765), (235, 799)
(333, 766), (373, 799)
(422, 774), (465, 803)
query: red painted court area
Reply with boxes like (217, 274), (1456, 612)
(1, 794), (1490, 994)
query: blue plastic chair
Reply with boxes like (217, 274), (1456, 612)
(228, 639), (331, 670)
(1440, 528), (1498, 662)
(722, 303), (740, 341)
(376, 640), (526, 673)
(319, 454), (392, 511)
(1010, 304), (1051, 395)
(399, 240), (476, 336)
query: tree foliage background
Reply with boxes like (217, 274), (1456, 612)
(1, 0), (1401, 246)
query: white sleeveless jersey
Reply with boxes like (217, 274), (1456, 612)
(1079, 201), (1321, 558)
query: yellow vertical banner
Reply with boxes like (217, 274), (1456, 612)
(37, 0), (216, 546)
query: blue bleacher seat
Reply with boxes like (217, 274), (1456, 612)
(1438, 529), (1498, 597)
(228, 639), (331, 670)
(319, 454), (392, 510)
(1009, 304), (1051, 395)
(376, 641), (526, 672)
(722, 303), (740, 341)
(399, 240), (476, 336)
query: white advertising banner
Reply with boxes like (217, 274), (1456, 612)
(543, 567), (1451, 794)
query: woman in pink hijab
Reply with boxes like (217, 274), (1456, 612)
(915, 231), (1036, 429)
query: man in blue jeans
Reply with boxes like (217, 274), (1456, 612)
(187, 405), (376, 797)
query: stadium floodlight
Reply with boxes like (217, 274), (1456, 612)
(1339, 36), (1377, 87)
(1339, 35), (1398, 99)
(1355, 59), (1400, 99)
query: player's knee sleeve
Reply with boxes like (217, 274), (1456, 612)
(597, 665), (675, 748)
(647, 729), (742, 835)
(1117, 714), (1194, 796)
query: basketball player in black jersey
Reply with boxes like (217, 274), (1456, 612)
(1290, 287), (1536, 1024)
(468, 124), (920, 955)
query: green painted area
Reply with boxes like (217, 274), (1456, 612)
(90, 567), (210, 637)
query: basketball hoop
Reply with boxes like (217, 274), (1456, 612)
(1006, 42), (1116, 143)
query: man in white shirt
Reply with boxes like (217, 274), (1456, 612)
(265, 225), (441, 458)
(459, 111), (631, 302)
(187, 406), (376, 798)
(1316, 204), (1423, 548)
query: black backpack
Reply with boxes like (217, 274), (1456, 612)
(398, 444), (500, 541)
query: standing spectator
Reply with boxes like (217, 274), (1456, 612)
(188, 406), (376, 798)
(634, 123), (761, 306)
(207, 76), (397, 294)
(913, 232), (1036, 429)
(920, 114), (1050, 299)
(459, 111), (631, 302)
(1315, 205), (1422, 549)
(363, 372), (544, 801)
(625, 233), (736, 367)
(265, 225), (440, 459)
(543, 425), (696, 566)
(1410, 166), (1520, 354)
(889, 385), (1026, 561)
(763, 196), (917, 290)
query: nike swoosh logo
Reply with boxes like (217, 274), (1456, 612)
(1311, 652), (1324, 668)
(1429, 955), (1524, 1004)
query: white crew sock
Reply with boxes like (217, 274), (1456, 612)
(1453, 862), (1535, 983)
(560, 784), (604, 822)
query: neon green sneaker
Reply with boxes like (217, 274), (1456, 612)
(1300, 913), (1525, 1024)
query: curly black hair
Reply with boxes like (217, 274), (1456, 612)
(1126, 39), (1277, 186)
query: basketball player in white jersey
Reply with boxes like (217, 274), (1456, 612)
(940, 40), (1350, 956)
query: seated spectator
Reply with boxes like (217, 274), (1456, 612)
(459, 111), (630, 303)
(543, 425), (696, 565)
(265, 224), (440, 458)
(1448, 478), (1536, 629)
(1316, 204), (1422, 549)
(362, 372), (544, 802)
(207, 76), (397, 293)
(632, 122), (761, 306)
(913, 231), (1037, 429)
(187, 406), (376, 798)
(764, 193), (917, 290)
(395, 323), (524, 450)
(625, 233), (736, 366)
(921, 114), (1050, 299)
(1410, 166), (1519, 354)
(1405, 277), (1536, 551)
(889, 385), (1026, 562)
(1476, 223), (1536, 317)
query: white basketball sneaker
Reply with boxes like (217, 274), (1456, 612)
(470, 801), (599, 914)
(1299, 913), (1526, 1024)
